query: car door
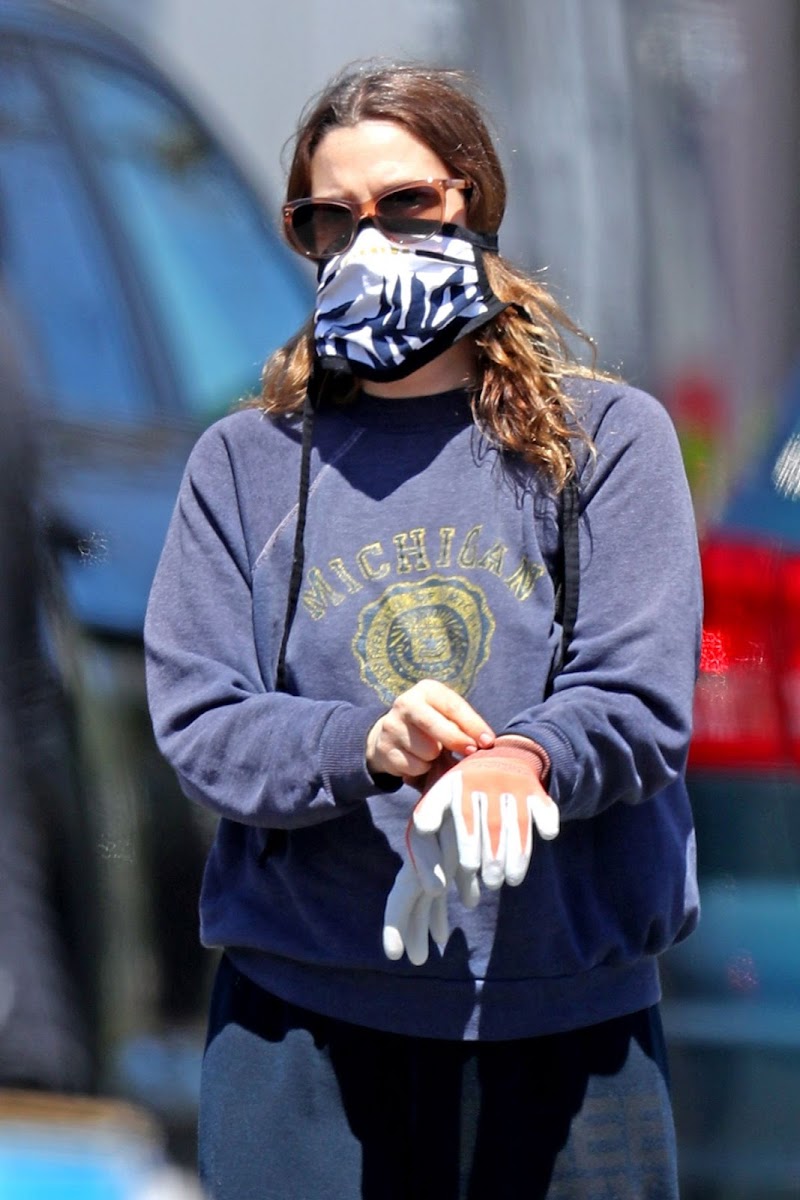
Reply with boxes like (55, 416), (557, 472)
(0, 31), (310, 638)
(0, 24), (311, 1098)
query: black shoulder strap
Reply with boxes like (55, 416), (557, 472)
(546, 476), (580, 695)
(275, 385), (317, 694)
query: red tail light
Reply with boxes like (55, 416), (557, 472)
(690, 538), (800, 769)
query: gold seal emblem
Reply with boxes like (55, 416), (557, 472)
(353, 574), (495, 703)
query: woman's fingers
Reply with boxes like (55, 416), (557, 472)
(396, 680), (494, 751)
(366, 680), (494, 779)
(366, 718), (439, 779)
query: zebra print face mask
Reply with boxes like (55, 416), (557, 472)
(313, 223), (506, 382)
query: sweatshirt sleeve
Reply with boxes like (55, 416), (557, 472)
(144, 422), (386, 829)
(501, 386), (702, 821)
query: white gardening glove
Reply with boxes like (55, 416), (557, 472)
(382, 810), (463, 966)
(413, 739), (560, 893)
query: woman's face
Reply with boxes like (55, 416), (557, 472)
(309, 119), (469, 228)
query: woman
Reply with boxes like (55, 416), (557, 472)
(145, 62), (701, 1199)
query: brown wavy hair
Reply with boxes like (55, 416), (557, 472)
(259, 62), (599, 488)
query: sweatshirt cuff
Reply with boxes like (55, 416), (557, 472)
(319, 703), (396, 802)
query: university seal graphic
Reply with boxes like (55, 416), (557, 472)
(353, 574), (495, 703)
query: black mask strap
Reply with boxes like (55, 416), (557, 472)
(275, 371), (323, 693)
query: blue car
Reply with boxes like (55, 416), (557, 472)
(662, 363), (800, 1199)
(0, 0), (311, 1143)
(1, 0), (310, 635)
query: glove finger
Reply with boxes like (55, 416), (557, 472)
(413, 772), (455, 835)
(407, 823), (448, 894)
(425, 814), (454, 948)
(531, 792), (560, 841)
(439, 809), (460, 879)
(450, 775), (481, 873)
(428, 813), (460, 942)
(404, 892), (433, 966)
(480, 791), (507, 890)
(428, 892), (450, 950)
(382, 862), (423, 961)
(504, 793), (533, 887)
(455, 864), (481, 908)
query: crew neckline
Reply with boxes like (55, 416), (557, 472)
(334, 386), (476, 432)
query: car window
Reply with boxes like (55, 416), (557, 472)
(53, 51), (311, 424)
(0, 42), (149, 420)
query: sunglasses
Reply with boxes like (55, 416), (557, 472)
(282, 178), (471, 260)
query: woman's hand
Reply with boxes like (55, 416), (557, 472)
(413, 740), (559, 891)
(365, 679), (494, 782)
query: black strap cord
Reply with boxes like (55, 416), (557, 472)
(546, 476), (580, 695)
(275, 375), (322, 694)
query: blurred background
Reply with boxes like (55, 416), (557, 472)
(0, 0), (798, 1195)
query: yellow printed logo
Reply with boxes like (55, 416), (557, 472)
(353, 575), (495, 703)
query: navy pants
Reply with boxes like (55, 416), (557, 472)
(199, 955), (679, 1199)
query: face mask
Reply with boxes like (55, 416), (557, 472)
(313, 223), (506, 382)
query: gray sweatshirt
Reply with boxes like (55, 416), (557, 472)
(144, 377), (701, 1039)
